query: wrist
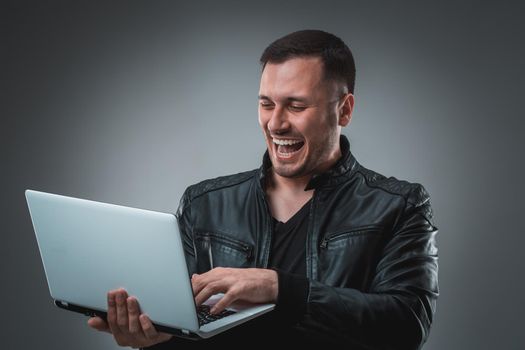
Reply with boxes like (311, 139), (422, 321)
(269, 269), (279, 302)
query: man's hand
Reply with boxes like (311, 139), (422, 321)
(192, 267), (278, 314)
(87, 288), (172, 348)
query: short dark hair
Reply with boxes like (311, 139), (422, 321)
(260, 30), (356, 94)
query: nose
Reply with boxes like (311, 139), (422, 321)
(267, 105), (291, 134)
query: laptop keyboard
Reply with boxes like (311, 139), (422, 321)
(197, 304), (236, 326)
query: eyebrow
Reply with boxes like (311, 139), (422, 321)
(258, 94), (310, 103)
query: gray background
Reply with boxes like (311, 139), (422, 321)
(2, 0), (524, 349)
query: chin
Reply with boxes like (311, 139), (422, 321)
(272, 162), (307, 178)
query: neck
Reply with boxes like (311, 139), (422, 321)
(269, 171), (312, 194)
(265, 171), (313, 223)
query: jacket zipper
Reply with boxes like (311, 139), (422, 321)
(196, 233), (254, 260)
(319, 227), (381, 249)
(259, 183), (273, 268)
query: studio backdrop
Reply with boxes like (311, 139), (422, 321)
(2, 1), (524, 349)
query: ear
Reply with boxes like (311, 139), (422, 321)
(338, 93), (354, 127)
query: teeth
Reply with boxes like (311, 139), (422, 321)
(272, 139), (302, 146)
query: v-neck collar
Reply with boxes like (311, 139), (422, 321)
(273, 198), (312, 227)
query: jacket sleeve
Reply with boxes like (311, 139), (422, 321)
(295, 184), (439, 349)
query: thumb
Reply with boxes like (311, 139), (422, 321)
(87, 316), (111, 333)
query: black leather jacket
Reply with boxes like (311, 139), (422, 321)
(175, 136), (438, 349)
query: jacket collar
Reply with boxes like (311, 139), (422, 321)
(258, 135), (358, 191)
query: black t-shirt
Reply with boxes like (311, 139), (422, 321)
(268, 198), (311, 275)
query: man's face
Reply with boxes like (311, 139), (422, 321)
(258, 56), (350, 179)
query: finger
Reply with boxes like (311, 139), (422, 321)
(107, 291), (130, 346)
(115, 289), (129, 333)
(191, 268), (224, 295)
(139, 314), (159, 340)
(107, 290), (123, 337)
(191, 273), (202, 295)
(210, 291), (237, 314)
(194, 282), (224, 306)
(127, 297), (144, 337)
(87, 316), (111, 333)
(157, 332), (173, 343)
(191, 272), (214, 296)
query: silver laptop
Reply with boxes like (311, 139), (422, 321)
(25, 189), (275, 339)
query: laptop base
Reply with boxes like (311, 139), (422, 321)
(54, 300), (201, 340)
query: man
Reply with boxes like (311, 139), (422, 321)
(88, 30), (438, 349)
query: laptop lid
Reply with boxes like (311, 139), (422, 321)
(25, 189), (274, 339)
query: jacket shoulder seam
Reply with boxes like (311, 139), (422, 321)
(355, 169), (411, 203)
(186, 169), (258, 201)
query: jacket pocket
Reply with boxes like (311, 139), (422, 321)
(194, 232), (254, 271)
(319, 225), (382, 249)
(318, 225), (384, 289)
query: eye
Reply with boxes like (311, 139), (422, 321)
(259, 101), (274, 109)
(289, 105), (307, 112)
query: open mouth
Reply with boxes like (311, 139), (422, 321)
(272, 138), (305, 158)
